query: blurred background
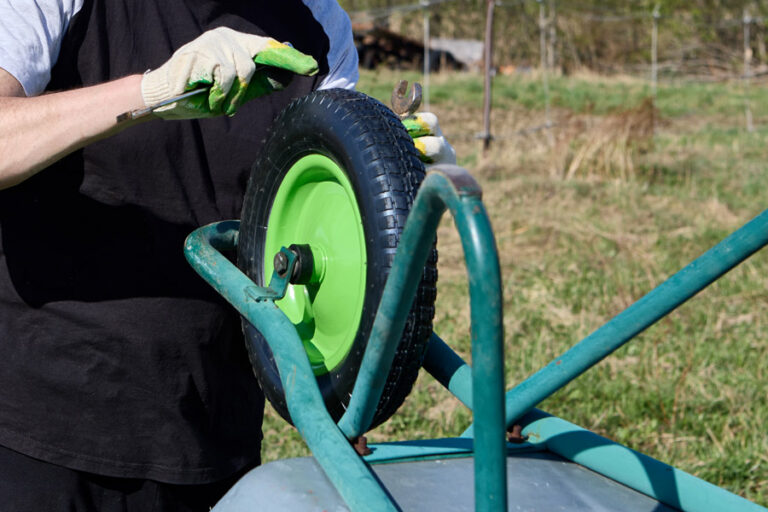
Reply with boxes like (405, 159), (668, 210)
(262, 1), (768, 506)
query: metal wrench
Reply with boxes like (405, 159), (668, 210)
(116, 63), (283, 123)
(116, 88), (207, 123)
(390, 80), (422, 118)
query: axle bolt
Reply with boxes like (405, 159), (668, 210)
(288, 244), (314, 284)
(273, 252), (289, 276)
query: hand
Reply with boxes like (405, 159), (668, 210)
(402, 112), (456, 166)
(141, 27), (318, 120)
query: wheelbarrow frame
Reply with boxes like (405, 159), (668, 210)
(184, 164), (767, 511)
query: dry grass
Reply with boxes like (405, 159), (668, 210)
(553, 98), (657, 179)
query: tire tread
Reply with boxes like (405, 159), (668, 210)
(238, 89), (437, 429)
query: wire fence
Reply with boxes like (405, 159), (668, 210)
(349, 1), (767, 144)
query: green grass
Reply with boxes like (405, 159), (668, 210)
(358, 68), (768, 120)
(260, 68), (768, 506)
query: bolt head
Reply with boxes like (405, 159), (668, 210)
(274, 252), (289, 276)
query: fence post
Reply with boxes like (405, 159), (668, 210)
(481, 0), (495, 155)
(538, 0), (554, 146)
(538, 0), (547, 71)
(547, 0), (557, 70)
(651, 4), (659, 100)
(743, 8), (754, 132)
(422, 0), (431, 112)
(651, 4), (660, 137)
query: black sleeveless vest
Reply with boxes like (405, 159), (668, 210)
(0, 0), (330, 483)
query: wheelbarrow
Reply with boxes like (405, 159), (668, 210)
(184, 87), (767, 511)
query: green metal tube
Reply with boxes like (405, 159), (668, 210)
(519, 409), (766, 512)
(422, 332), (473, 409)
(458, 193), (506, 512)
(337, 165), (507, 512)
(335, 183), (444, 438)
(184, 222), (399, 512)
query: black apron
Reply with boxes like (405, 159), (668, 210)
(0, 0), (330, 483)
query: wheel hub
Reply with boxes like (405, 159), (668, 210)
(264, 154), (366, 375)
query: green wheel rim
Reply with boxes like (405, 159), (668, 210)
(264, 154), (367, 375)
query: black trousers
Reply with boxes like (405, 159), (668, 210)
(0, 445), (251, 512)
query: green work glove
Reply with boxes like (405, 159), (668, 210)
(141, 27), (318, 119)
(402, 112), (457, 165)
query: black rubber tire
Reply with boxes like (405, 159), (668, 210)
(237, 88), (437, 429)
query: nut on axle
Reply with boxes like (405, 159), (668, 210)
(273, 244), (314, 284)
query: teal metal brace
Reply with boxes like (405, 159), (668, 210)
(519, 409), (766, 512)
(422, 332), (473, 409)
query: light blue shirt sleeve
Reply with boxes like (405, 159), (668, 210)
(302, 1), (359, 91)
(0, 0), (84, 96)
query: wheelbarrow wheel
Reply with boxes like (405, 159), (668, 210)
(238, 88), (437, 429)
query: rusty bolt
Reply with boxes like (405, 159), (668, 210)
(351, 435), (372, 456)
(507, 424), (528, 444)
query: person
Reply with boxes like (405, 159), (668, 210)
(0, 1), (453, 510)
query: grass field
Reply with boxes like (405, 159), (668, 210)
(260, 68), (768, 506)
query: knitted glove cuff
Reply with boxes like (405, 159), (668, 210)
(140, 63), (174, 108)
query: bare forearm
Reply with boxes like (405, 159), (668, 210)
(0, 74), (146, 189)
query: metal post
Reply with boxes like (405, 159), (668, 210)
(744, 9), (754, 132)
(651, 4), (659, 100)
(538, 0), (547, 71)
(538, 0), (554, 146)
(422, 0), (430, 111)
(547, 0), (556, 70)
(651, 4), (660, 138)
(481, 0), (495, 155)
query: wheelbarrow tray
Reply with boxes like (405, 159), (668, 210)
(215, 450), (673, 512)
(214, 406), (759, 512)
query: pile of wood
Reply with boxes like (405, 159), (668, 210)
(353, 23), (463, 71)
